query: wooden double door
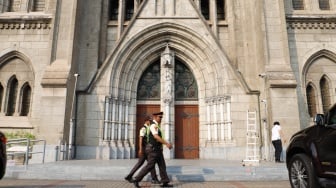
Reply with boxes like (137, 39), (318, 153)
(136, 104), (199, 159)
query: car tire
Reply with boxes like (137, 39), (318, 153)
(0, 158), (4, 180)
(288, 154), (320, 188)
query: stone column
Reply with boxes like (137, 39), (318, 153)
(161, 44), (174, 159)
(219, 97), (225, 141)
(263, 0), (299, 131)
(226, 96), (232, 140)
(212, 98), (218, 141)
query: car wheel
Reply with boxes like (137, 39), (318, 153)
(0, 158), (4, 180)
(288, 154), (320, 188)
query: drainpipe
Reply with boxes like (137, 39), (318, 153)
(68, 73), (79, 159)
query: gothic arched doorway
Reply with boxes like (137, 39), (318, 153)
(136, 58), (199, 159)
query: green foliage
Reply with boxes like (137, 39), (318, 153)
(5, 131), (36, 140)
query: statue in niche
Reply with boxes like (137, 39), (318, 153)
(165, 70), (172, 98)
(161, 44), (174, 68)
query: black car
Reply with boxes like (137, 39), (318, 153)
(286, 105), (336, 188)
(0, 131), (6, 180)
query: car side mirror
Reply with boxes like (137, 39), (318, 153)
(314, 114), (324, 126)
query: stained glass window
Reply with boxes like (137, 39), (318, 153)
(137, 62), (161, 100)
(175, 61), (198, 100)
(137, 60), (198, 100)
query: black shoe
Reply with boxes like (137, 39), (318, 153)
(133, 181), (140, 188)
(151, 179), (161, 184)
(124, 176), (132, 183)
(161, 183), (173, 187)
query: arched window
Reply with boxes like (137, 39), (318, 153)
(292, 0), (304, 10)
(217, 0), (225, 21)
(0, 84), (3, 112)
(306, 84), (317, 117)
(125, 0), (134, 21)
(200, 0), (210, 20)
(20, 83), (31, 116)
(137, 62), (161, 100)
(319, 0), (330, 10)
(320, 76), (331, 114)
(6, 76), (18, 116)
(175, 60), (198, 100)
(109, 0), (119, 20)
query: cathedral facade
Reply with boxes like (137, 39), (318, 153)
(0, 0), (335, 162)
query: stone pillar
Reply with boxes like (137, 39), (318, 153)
(263, 0), (300, 138)
(160, 44), (174, 159)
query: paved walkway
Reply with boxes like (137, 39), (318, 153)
(0, 179), (292, 188)
(4, 159), (288, 182)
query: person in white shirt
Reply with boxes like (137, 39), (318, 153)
(271, 121), (286, 162)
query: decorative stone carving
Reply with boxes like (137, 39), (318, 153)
(286, 15), (336, 30)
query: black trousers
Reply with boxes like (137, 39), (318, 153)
(134, 146), (170, 183)
(272, 139), (283, 162)
(126, 150), (157, 180)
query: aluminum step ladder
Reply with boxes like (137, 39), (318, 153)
(242, 110), (260, 166)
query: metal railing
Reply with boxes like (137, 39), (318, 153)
(6, 138), (46, 168)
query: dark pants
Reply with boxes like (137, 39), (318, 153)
(272, 139), (283, 162)
(125, 151), (158, 180)
(134, 146), (170, 184)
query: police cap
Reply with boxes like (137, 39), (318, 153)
(152, 112), (164, 116)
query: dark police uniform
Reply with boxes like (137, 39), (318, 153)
(133, 116), (171, 185)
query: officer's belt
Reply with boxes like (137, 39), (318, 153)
(146, 143), (162, 150)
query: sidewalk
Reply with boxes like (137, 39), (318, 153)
(4, 159), (288, 182)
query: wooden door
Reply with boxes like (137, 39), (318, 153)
(175, 105), (199, 159)
(135, 105), (160, 157)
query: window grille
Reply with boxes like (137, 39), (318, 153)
(319, 0), (330, 10)
(32, 0), (45, 12)
(217, 0), (225, 20)
(292, 0), (304, 10)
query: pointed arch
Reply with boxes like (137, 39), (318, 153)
(175, 59), (198, 100)
(6, 75), (18, 116)
(302, 49), (336, 83)
(19, 82), (32, 116)
(320, 75), (332, 113)
(137, 61), (161, 100)
(303, 49), (336, 115)
(0, 83), (3, 112)
(306, 82), (317, 117)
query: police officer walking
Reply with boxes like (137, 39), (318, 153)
(124, 116), (160, 184)
(132, 112), (173, 187)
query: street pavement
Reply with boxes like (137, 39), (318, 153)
(0, 179), (291, 188)
(4, 159), (289, 182)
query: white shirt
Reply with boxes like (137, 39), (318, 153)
(271, 125), (281, 141)
(139, 124), (149, 137)
(150, 120), (160, 135)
